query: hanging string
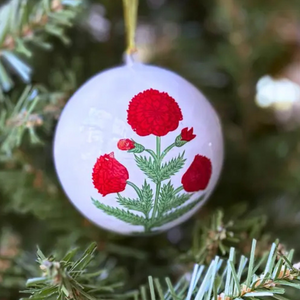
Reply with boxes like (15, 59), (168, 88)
(122, 0), (139, 54)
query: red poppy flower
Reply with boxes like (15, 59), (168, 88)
(181, 155), (212, 192)
(127, 89), (183, 137)
(117, 139), (135, 151)
(181, 127), (196, 142)
(92, 152), (129, 196)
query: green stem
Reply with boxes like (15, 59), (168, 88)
(152, 182), (161, 219)
(127, 181), (142, 199)
(160, 143), (175, 160)
(156, 136), (161, 156)
(174, 186), (184, 194)
(144, 224), (151, 233)
(145, 149), (157, 160)
(151, 136), (161, 219)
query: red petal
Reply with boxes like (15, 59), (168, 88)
(181, 155), (212, 192)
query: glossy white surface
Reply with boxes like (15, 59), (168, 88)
(53, 62), (223, 235)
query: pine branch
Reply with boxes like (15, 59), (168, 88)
(20, 240), (300, 300)
(0, 82), (72, 157)
(21, 243), (126, 300)
(1, 86), (43, 155)
(0, 63), (76, 158)
(0, 0), (82, 91)
(179, 208), (268, 265)
(143, 240), (300, 300)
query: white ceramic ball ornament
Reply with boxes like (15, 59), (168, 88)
(53, 59), (223, 235)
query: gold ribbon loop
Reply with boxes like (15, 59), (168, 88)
(122, 0), (139, 54)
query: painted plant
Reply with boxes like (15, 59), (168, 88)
(91, 89), (212, 232)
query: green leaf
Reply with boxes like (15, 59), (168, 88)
(246, 240), (257, 286)
(0, 61), (13, 91)
(152, 195), (204, 228)
(275, 280), (300, 289)
(169, 193), (195, 210)
(269, 288), (286, 294)
(148, 277), (156, 300)
(26, 277), (48, 287)
(61, 284), (70, 297)
(61, 247), (78, 263)
(36, 246), (47, 261)
(117, 194), (144, 212)
(229, 261), (241, 294)
(117, 181), (153, 217)
(160, 152), (186, 181)
(244, 291), (274, 296)
(273, 295), (291, 300)
(36, 286), (58, 297)
(158, 184), (200, 215)
(71, 242), (97, 274)
(135, 154), (160, 184)
(2, 51), (31, 82)
(92, 198), (146, 226)
(154, 278), (165, 300)
(140, 180), (154, 216)
(135, 152), (185, 184)
(157, 181), (175, 215)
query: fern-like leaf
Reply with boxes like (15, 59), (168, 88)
(169, 193), (200, 210)
(92, 198), (146, 226)
(117, 194), (145, 213)
(134, 154), (160, 183)
(152, 196), (205, 228)
(157, 181), (175, 215)
(160, 152), (186, 181)
(140, 180), (154, 216)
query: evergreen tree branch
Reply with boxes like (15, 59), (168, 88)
(21, 243), (126, 300)
(179, 208), (268, 265)
(0, 0), (82, 91)
(0, 82), (73, 157)
(21, 240), (300, 300)
(143, 240), (300, 300)
(0, 64), (76, 158)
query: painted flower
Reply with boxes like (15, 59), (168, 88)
(181, 127), (196, 142)
(92, 152), (129, 196)
(175, 127), (196, 147)
(181, 155), (212, 192)
(117, 139), (135, 151)
(127, 89), (183, 137)
(117, 139), (145, 153)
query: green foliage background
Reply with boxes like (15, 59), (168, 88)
(1, 0), (300, 299)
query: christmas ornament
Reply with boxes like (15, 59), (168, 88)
(53, 62), (223, 234)
(53, 0), (223, 235)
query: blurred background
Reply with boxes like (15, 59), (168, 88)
(1, 0), (300, 299)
